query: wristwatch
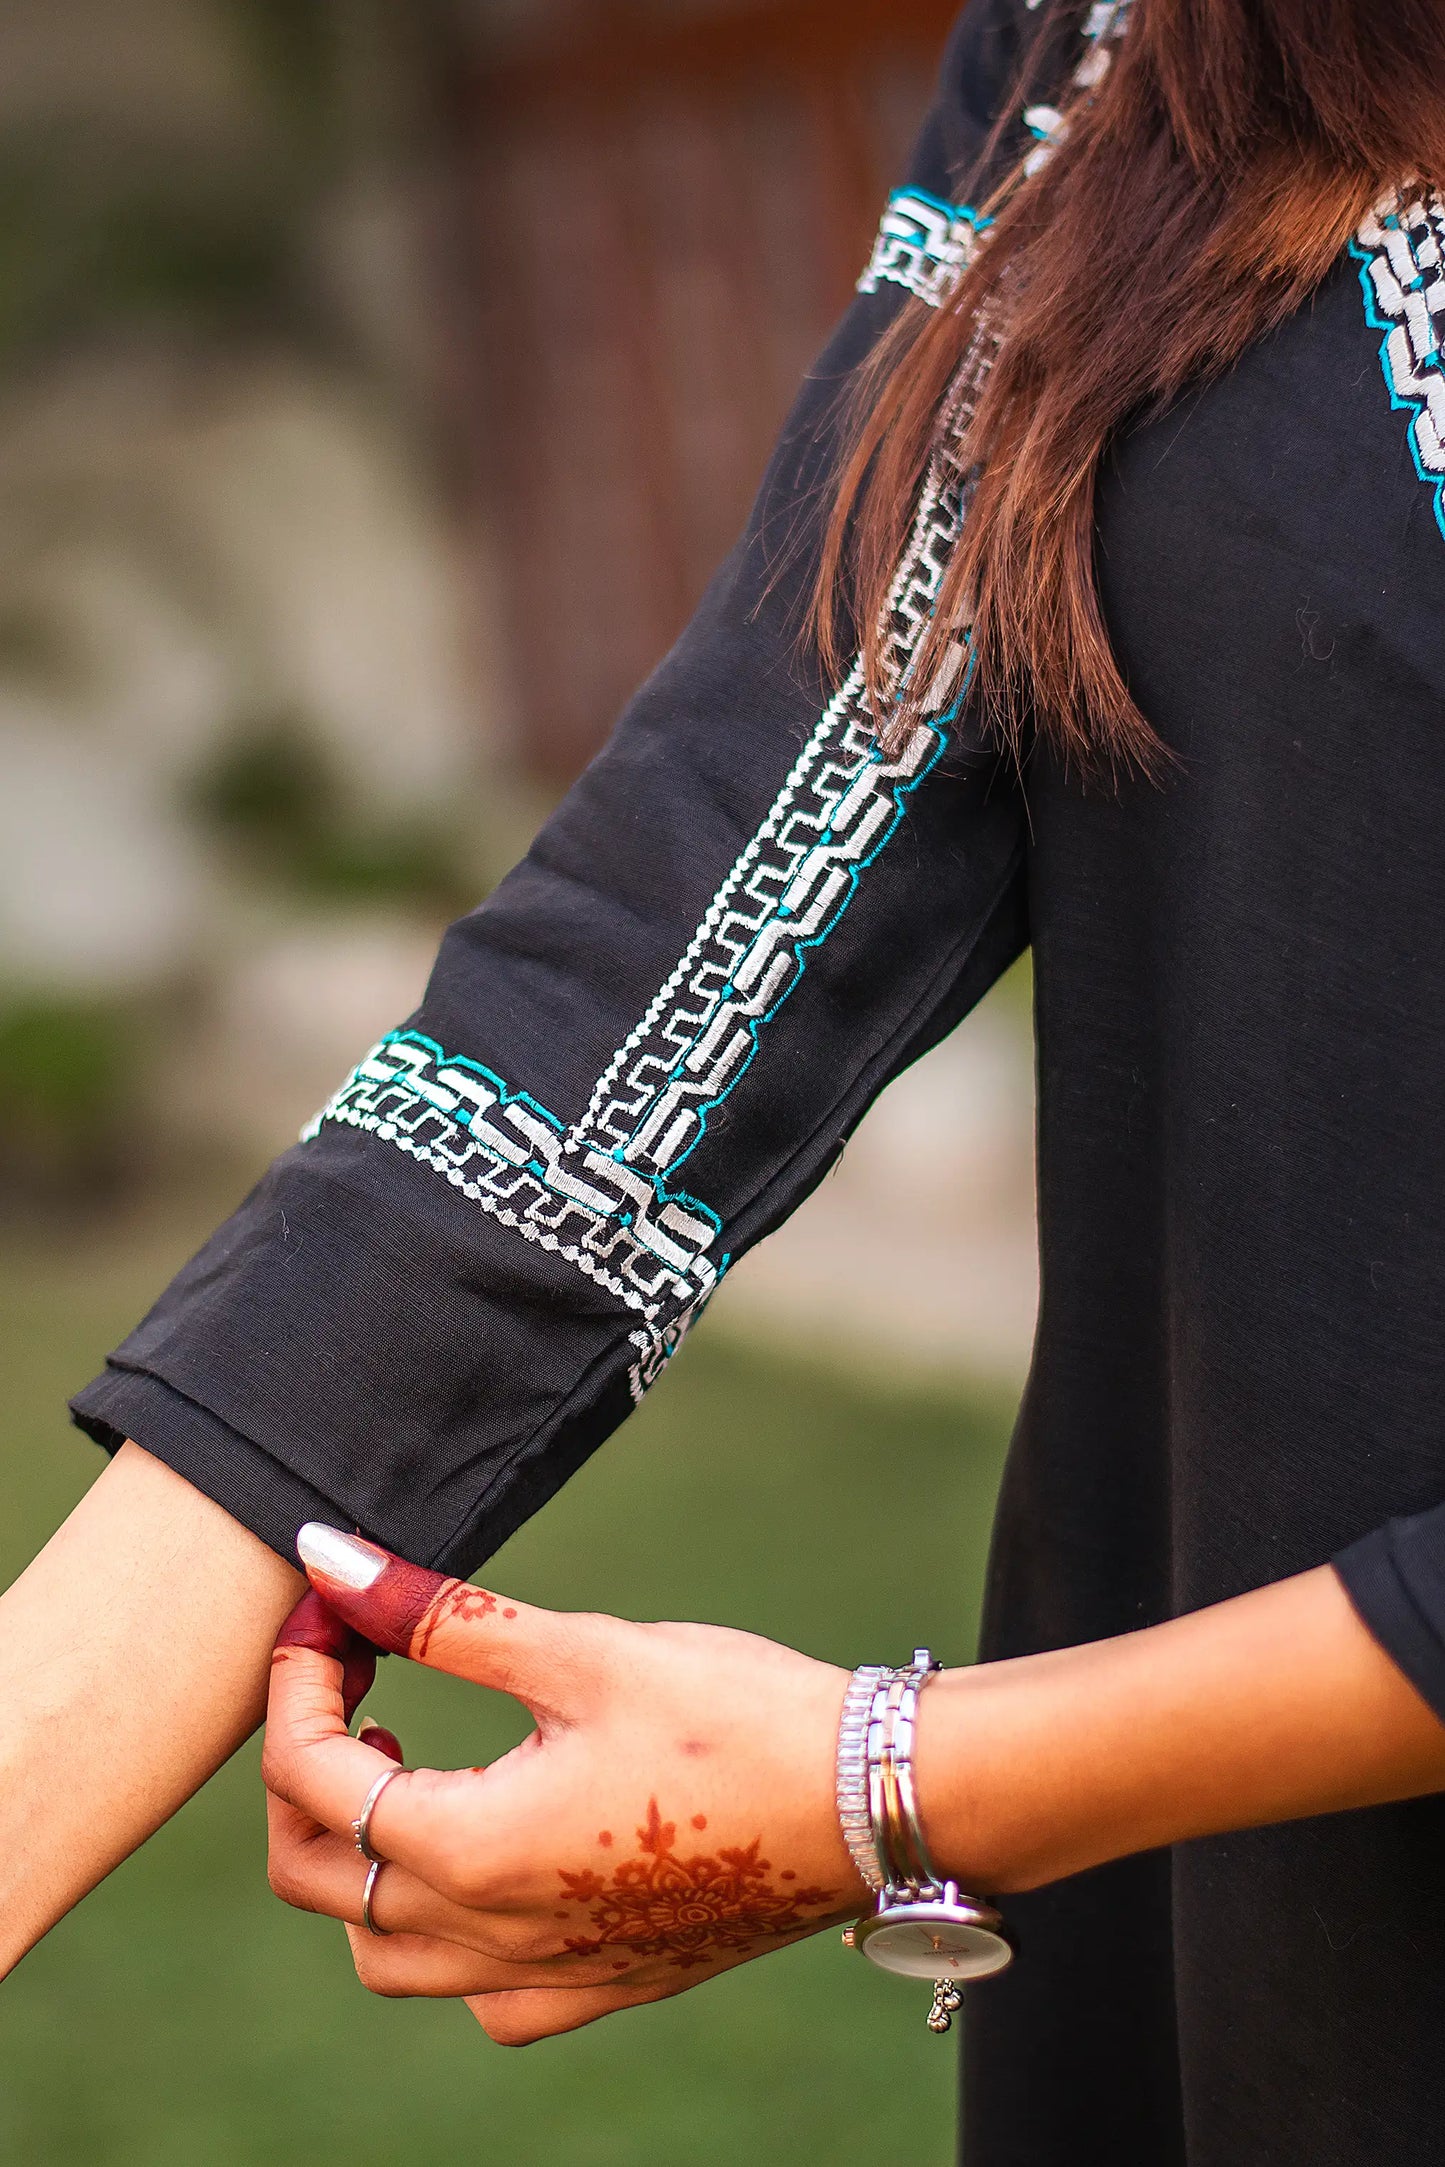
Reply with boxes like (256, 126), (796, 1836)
(837, 1650), (1013, 2032)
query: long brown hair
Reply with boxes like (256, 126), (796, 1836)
(815, 0), (1445, 773)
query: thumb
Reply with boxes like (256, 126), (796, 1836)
(294, 1525), (580, 1708)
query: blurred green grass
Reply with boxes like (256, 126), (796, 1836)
(0, 1202), (1012, 2166)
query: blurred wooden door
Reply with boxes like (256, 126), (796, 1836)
(455, 0), (959, 780)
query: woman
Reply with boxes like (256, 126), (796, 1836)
(6, 0), (1445, 2157)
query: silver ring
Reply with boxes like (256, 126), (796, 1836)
(352, 1764), (405, 1863)
(361, 1858), (390, 1937)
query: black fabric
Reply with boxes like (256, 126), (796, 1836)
(68, 3), (1445, 2161)
(73, 0), (1039, 1577)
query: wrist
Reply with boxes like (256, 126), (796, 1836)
(907, 1567), (1445, 1906)
(913, 1659), (1075, 1896)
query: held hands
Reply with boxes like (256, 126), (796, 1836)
(262, 1528), (867, 2043)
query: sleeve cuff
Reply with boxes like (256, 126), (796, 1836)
(1334, 1510), (1445, 1727)
(70, 1363), (357, 1571)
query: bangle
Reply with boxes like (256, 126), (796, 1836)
(835, 1664), (888, 1893)
(836, 1647), (1014, 2034)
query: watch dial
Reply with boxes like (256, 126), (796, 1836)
(860, 1909), (1013, 1981)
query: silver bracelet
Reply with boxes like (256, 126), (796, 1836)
(835, 1663), (889, 1893)
(836, 1648), (1014, 2034)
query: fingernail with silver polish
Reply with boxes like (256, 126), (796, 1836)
(297, 1523), (386, 1591)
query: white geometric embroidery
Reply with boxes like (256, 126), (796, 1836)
(627, 1291), (710, 1407)
(572, 691), (945, 1177)
(1023, 0), (1134, 175)
(569, 328), (999, 1227)
(858, 190), (985, 311)
(302, 1032), (722, 1322)
(303, 356), (988, 1349)
(303, 24), (1055, 1369)
(1353, 190), (1445, 529)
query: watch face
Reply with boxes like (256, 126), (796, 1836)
(857, 1904), (1014, 1982)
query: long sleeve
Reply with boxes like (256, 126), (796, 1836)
(71, 0), (1040, 1577)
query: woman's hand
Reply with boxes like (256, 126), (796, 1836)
(262, 1532), (1445, 2047)
(262, 1527), (865, 2043)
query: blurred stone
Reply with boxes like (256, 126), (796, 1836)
(716, 1009), (1038, 1382)
(0, 718), (213, 994)
(167, 916), (442, 1156)
(0, 353), (486, 817)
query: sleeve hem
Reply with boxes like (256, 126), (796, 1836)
(1333, 1529), (1445, 1727)
(70, 1364), (358, 1572)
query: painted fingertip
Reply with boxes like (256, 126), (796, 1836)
(275, 1587), (351, 1660)
(293, 1535), (447, 1660)
(297, 1523), (387, 1592)
(357, 1717), (404, 1764)
(341, 1642), (379, 1724)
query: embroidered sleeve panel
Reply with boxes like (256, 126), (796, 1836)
(857, 191), (988, 310)
(300, 0), (1135, 1387)
(301, 383), (984, 1380)
(72, 0), (1042, 1576)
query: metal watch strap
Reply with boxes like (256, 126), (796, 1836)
(866, 1650), (940, 1893)
(883, 1649), (944, 1891)
(837, 1655), (936, 1898)
(837, 1648), (1014, 2035)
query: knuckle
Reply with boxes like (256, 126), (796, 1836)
(265, 1853), (310, 1911)
(571, 1620), (645, 1681)
(563, 1608), (625, 1662)
(431, 1857), (494, 1911)
(472, 1999), (547, 2048)
(481, 1914), (554, 1964)
(258, 1743), (292, 1799)
(351, 1947), (409, 1999)
(542, 1613), (624, 1708)
(423, 1845), (511, 1916)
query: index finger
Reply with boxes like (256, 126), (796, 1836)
(267, 1630), (546, 1905)
(265, 1631), (492, 1882)
(275, 1588), (378, 1721)
(265, 1621), (406, 1834)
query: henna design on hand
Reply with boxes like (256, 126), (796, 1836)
(414, 1582), (497, 1660)
(556, 1800), (836, 1971)
(299, 1533), (508, 1662)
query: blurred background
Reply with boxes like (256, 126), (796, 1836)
(0, 1), (1037, 2160)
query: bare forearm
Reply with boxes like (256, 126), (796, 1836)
(923, 1565), (1445, 1893)
(0, 1441), (302, 1976)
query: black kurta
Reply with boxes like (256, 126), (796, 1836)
(71, 3), (1445, 2159)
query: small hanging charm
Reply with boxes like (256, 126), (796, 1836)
(927, 1979), (964, 2034)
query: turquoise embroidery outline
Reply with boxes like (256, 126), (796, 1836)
(372, 1027), (724, 1246)
(881, 184), (990, 234)
(859, 189), (990, 307)
(313, 177), (982, 1311)
(347, 680), (955, 1253)
(1350, 227), (1445, 542)
(637, 717), (953, 1182)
